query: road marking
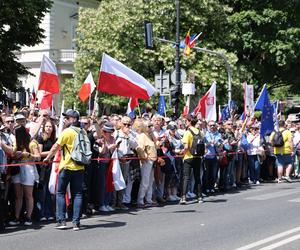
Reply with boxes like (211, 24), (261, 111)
(245, 189), (300, 201)
(258, 233), (300, 250)
(288, 198), (300, 202)
(234, 227), (300, 250)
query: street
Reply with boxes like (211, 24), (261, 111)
(1, 181), (300, 250)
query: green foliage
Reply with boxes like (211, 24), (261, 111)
(0, 0), (52, 96)
(72, 0), (247, 113)
(221, 0), (300, 93)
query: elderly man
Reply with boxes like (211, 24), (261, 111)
(114, 116), (139, 209)
(204, 120), (222, 194)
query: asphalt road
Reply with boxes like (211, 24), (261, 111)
(1, 181), (300, 250)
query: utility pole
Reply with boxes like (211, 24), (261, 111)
(174, 0), (180, 117)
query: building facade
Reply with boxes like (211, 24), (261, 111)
(15, 0), (98, 110)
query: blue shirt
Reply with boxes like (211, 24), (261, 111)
(204, 130), (222, 159)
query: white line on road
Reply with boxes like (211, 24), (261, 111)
(288, 198), (300, 202)
(234, 227), (300, 250)
(245, 189), (300, 201)
(258, 233), (300, 250)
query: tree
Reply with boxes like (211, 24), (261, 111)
(220, 0), (300, 94)
(0, 0), (52, 97)
(69, 0), (248, 114)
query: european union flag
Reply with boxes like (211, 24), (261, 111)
(157, 95), (166, 116)
(221, 105), (230, 121)
(255, 85), (274, 136)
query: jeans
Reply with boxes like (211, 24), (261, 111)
(99, 161), (112, 207)
(182, 157), (202, 198)
(248, 155), (260, 182)
(56, 169), (84, 224)
(138, 160), (154, 205)
(204, 157), (219, 190)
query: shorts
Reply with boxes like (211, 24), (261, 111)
(275, 154), (293, 168)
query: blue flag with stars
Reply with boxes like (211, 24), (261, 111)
(255, 85), (274, 136)
(157, 95), (166, 116)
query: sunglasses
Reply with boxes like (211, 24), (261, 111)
(6, 120), (14, 123)
(123, 123), (131, 127)
(148, 125), (153, 128)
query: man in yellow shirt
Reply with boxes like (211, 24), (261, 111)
(44, 109), (84, 231)
(180, 115), (204, 204)
(270, 120), (293, 183)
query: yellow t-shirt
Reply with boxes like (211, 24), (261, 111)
(270, 128), (292, 155)
(182, 127), (201, 161)
(57, 127), (85, 171)
(13, 140), (39, 160)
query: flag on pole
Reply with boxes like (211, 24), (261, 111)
(157, 95), (166, 116)
(78, 72), (96, 102)
(30, 85), (36, 105)
(38, 55), (60, 94)
(193, 82), (217, 121)
(126, 97), (139, 118)
(244, 82), (254, 116)
(98, 53), (157, 100)
(184, 29), (191, 56)
(255, 85), (274, 136)
(39, 91), (53, 109)
(49, 100), (64, 194)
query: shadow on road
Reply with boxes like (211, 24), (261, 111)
(204, 199), (227, 203)
(81, 220), (126, 230)
(172, 210), (197, 213)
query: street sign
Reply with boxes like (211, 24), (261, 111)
(155, 73), (170, 95)
(170, 68), (187, 84)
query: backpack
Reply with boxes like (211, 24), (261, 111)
(64, 126), (92, 166)
(188, 128), (205, 157)
(272, 130), (285, 147)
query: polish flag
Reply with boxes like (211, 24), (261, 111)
(126, 97), (139, 116)
(30, 85), (36, 104)
(39, 91), (53, 109)
(78, 72), (96, 102)
(194, 82), (217, 121)
(98, 53), (157, 100)
(38, 55), (60, 94)
(106, 150), (126, 192)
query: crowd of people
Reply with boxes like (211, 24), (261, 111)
(0, 106), (300, 231)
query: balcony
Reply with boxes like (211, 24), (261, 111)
(16, 49), (77, 64)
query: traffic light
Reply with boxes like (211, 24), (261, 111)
(170, 85), (180, 106)
(170, 85), (180, 117)
(144, 20), (154, 49)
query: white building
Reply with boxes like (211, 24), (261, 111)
(16, 0), (98, 109)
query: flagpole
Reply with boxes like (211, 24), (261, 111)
(137, 104), (141, 117)
(88, 95), (91, 116)
(92, 91), (98, 117)
(51, 98), (54, 116)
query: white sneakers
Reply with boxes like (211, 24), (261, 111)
(99, 205), (115, 212)
(186, 192), (197, 199)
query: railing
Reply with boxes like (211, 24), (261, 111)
(15, 49), (77, 63)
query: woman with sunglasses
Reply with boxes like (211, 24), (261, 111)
(247, 124), (263, 184)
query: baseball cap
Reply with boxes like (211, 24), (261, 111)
(15, 113), (26, 120)
(62, 109), (80, 118)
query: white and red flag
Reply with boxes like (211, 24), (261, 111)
(106, 149), (126, 192)
(98, 53), (157, 100)
(39, 91), (53, 109)
(30, 85), (36, 105)
(193, 82), (217, 121)
(126, 97), (139, 116)
(38, 55), (60, 94)
(78, 72), (96, 102)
